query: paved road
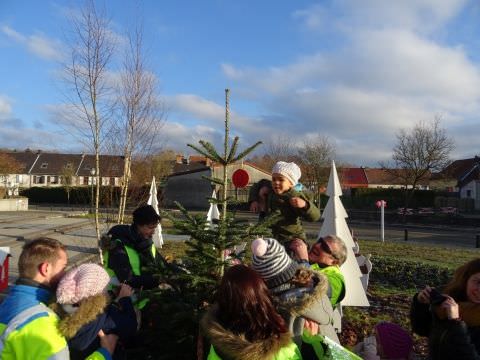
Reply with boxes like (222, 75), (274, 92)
(0, 209), (478, 285)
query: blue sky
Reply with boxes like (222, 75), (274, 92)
(1, 0), (480, 166)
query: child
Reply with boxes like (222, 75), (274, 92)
(250, 161), (320, 252)
(354, 322), (413, 360)
(52, 263), (138, 360)
(251, 237), (338, 344)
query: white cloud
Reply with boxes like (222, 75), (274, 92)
(217, 3), (480, 165)
(1, 25), (63, 61)
(293, 0), (467, 33)
(0, 95), (13, 118)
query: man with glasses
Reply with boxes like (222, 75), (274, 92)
(290, 235), (347, 307)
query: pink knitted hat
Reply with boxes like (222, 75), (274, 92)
(375, 322), (413, 359)
(56, 263), (110, 304)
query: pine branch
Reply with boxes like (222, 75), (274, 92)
(231, 141), (262, 163)
(226, 136), (239, 163)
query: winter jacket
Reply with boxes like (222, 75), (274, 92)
(51, 294), (137, 360)
(272, 268), (339, 345)
(0, 279), (109, 360)
(267, 188), (321, 245)
(411, 292), (480, 359)
(105, 224), (166, 290)
(200, 305), (302, 360)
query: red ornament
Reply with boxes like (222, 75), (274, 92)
(232, 169), (250, 188)
(375, 200), (387, 208)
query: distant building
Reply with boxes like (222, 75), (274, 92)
(163, 154), (270, 209)
(1, 150), (125, 190)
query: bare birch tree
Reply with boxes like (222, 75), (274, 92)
(62, 0), (116, 262)
(116, 22), (165, 224)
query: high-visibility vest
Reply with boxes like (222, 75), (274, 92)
(103, 239), (156, 309)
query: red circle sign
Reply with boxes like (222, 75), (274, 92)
(232, 169), (250, 188)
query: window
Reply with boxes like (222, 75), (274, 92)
(467, 190), (472, 198)
(40, 163), (48, 169)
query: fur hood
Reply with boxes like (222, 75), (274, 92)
(200, 305), (293, 360)
(274, 268), (329, 318)
(50, 294), (108, 339)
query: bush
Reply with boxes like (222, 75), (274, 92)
(371, 255), (453, 289)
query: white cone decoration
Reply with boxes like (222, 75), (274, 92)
(147, 176), (164, 248)
(206, 190), (220, 226)
(319, 161), (369, 307)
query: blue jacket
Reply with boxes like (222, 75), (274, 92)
(0, 279), (112, 360)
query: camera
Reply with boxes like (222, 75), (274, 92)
(429, 288), (447, 305)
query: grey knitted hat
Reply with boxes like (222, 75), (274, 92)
(272, 161), (301, 186)
(251, 237), (299, 289)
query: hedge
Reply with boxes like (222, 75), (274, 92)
(370, 255), (453, 289)
(20, 185), (156, 206)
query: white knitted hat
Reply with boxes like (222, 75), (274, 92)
(251, 237), (298, 289)
(272, 161), (301, 185)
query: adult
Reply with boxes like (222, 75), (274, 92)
(290, 235), (347, 307)
(0, 237), (116, 360)
(104, 204), (168, 308)
(411, 258), (480, 359)
(200, 264), (302, 360)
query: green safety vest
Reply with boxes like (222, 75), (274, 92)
(103, 240), (156, 309)
(207, 342), (302, 360)
(0, 303), (107, 360)
(311, 263), (345, 306)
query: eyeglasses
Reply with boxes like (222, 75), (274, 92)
(316, 237), (339, 260)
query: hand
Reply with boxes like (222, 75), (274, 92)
(290, 197), (306, 209)
(417, 286), (432, 304)
(250, 201), (260, 213)
(441, 295), (460, 320)
(290, 239), (309, 261)
(117, 283), (134, 299)
(304, 319), (319, 335)
(98, 329), (118, 355)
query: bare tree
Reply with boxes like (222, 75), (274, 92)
(297, 135), (336, 205)
(256, 134), (297, 171)
(130, 150), (176, 187)
(62, 0), (116, 262)
(0, 153), (23, 198)
(116, 21), (166, 224)
(384, 117), (454, 213)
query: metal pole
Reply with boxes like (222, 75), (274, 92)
(381, 202), (385, 242)
(404, 228), (408, 241)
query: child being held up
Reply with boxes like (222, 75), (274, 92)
(250, 161), (320, 255)
(353, 321), (414, 360)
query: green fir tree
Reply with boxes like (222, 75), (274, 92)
(132, 89), (278, 359)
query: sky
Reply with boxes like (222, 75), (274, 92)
(1, 0), (480, 166)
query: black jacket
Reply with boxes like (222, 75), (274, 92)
(107, 224), (166, 290)
(411, 293), (480, 359)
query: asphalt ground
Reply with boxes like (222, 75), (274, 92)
(0, 209), (478, 287)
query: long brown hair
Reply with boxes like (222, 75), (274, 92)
(444, 258), (480, 301)
(217, 265), (287, 342)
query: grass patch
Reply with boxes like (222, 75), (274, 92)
(358, 239), (480, 269)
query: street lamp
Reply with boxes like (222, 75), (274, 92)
(90, 168), (96, 214)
